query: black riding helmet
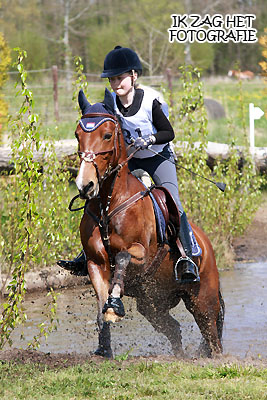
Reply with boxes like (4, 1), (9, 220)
(101, 46), (142, 78)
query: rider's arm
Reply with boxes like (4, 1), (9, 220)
(151, 99), (174, 144)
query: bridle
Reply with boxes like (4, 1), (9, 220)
(70, 110), (151, 267)
(70, 111), (139, 213)
(78, 112), (122, 183)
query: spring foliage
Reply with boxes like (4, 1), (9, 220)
(259, 28), (267, 83)
(0, 57), (264, 348)
(172, 65), (263, 265)
(0, 32), (11, 142)
(0, 50), (81, 348)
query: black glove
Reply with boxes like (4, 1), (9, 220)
(133, 135), (156, 150)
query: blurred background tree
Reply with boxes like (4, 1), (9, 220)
(0, 0), (266, 77)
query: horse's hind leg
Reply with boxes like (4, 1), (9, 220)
(183, 289), (223, 357)
(136, 298), (184, 357)
(197, 292), (224, 357)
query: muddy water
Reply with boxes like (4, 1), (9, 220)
(8, 262), (267, 358)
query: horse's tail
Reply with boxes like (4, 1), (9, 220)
(217, 287), (225, 342)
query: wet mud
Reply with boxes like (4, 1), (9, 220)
(6, 261), (267, 360)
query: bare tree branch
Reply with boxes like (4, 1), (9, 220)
(68, 24), (89, 37)
(40, 34), (62, 45)
(69, 5), (93, 23)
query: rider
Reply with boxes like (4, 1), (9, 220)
(57, 45), (200, 283)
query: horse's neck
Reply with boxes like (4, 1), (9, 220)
(107, 164), (135, 208)
(98, 163), (127, 205)
(99, 134), (138, 209)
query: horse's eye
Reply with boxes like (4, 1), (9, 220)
(103, 133), (112, 140)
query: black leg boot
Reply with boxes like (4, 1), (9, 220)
(174, 213), (200, 283)
(57, 250), (88, 276)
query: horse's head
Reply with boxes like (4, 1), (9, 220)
(75, 89), (124, 199)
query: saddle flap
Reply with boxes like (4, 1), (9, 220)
(151, 186), (180, 229)
(150, 188), (169, 223)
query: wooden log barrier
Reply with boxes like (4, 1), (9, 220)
(0, 139), (78, 174)
(173, 141), (267, 173)
(0, 139), (266, 174)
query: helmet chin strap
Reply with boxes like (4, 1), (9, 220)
(131, 69), (136, 87)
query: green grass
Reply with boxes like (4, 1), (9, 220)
(203, 79), (267, 147)
(2, 78), (106, 141)
(0, 360), (266, 399)
(2, 77), (267, 145)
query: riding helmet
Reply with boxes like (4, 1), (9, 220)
(101, 46), (142, 78)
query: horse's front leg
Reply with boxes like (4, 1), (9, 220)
(87, 260), (113, 358)
(103, 251), (131, 323)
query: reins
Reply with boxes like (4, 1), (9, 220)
(68, 113), (149, 266)
(69, 144), (140, 212)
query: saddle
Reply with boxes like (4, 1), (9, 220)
(150, 186), (182, 253)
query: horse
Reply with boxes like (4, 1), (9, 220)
(73, 88), (225, 358)
(228, 69), (254, 80)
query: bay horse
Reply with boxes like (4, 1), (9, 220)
(74, 88), (224, 358)
(228, 69), (254, 80)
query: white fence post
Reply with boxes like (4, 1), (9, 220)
(249, 103), (264, 157)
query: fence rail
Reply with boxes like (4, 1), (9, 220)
(1, 139), (266, 174)
(3, 66), (167, 126)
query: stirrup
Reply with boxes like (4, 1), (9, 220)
(174, 256), (200, 283)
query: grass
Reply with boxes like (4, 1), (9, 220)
(1, 76), (267, 145)
(203, 79), (267, 147)
(0, 360), (266, 399)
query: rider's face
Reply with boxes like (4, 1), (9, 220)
(108, 72), (137, 97)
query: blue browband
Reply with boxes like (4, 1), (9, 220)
(79, 117), (115, 132)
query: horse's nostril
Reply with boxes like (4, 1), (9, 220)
(79, 181), (94, 198)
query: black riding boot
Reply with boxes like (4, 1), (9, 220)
(57, 250), (88, 276)
(174, 212), (200, 283)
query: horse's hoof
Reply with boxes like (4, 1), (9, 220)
(102, 296), (125, 317)
(197, 341), (212, 358)
(94, 347), (113, 358)
(103, 309), (123, 323)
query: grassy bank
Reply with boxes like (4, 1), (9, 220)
(0, 358), (266, 399)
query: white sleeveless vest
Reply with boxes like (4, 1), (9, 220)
(112, 87), (168, 159)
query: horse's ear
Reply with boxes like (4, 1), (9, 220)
(78, 89), (91, 115)
(103, 88), (115, 114)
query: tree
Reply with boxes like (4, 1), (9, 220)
(40, 0), (95, 89)
(0, 0), (49, 70)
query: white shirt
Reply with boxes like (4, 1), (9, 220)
(112, 88), (168, 158)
